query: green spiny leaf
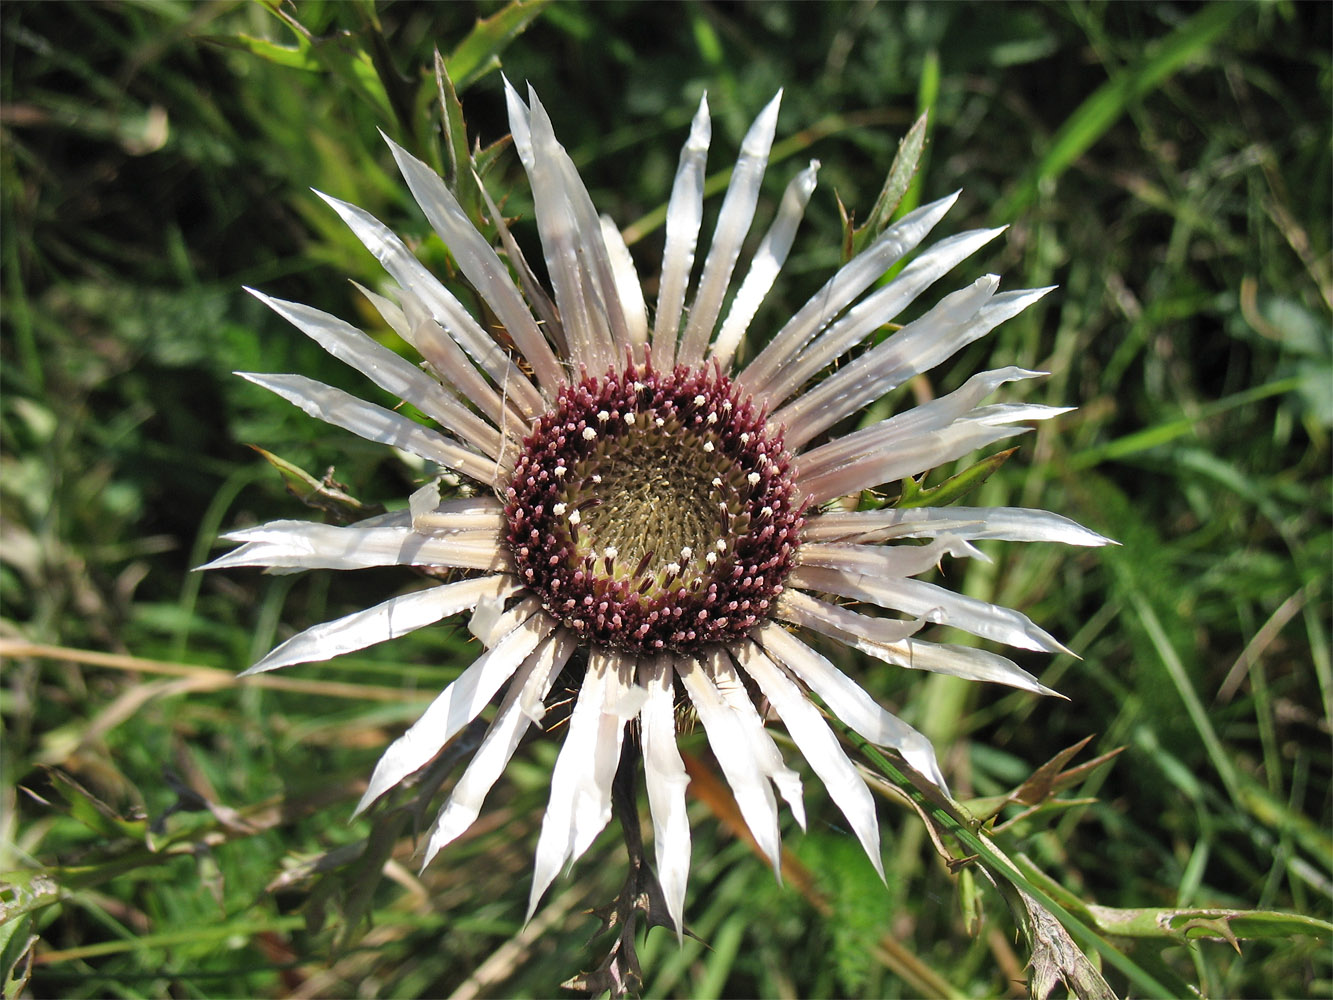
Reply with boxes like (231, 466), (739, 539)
(201, 29), (315, 71)
(250, 446), (385, 523)
(845, 730), (1186, 998)
(447, 0), (553, 92)
(40, 767), (146, 842)
(435, 49), (472, 206)
(0, 911), (37, 1000)
(1085, 905), (1333, 946)
(895, 448), (1017, 508)
(335, 810), (412, 951)
(473, 133), (515, 183)
(850, 110), (929, 258)
(958, 866), (984, 937)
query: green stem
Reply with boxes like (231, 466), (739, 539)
(846, 730), (1182, 999)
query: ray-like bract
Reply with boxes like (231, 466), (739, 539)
(355, 601), (552, 815)
(710, 160), (820, 370)
(677, 91), (783, 368)
(385, 134), (565, 397)
(423, 630), (577, 867)
(638, 657), (692, 938)
(217, 86), (1111, 936)
(203, 521), (507, 573)
(242, 575), (521, 676)
(734, 641), (885, 879)
(652, 94), (711, 368)
(737, 191), (961, 394)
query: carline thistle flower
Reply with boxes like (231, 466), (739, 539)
(207, 82), (1111, 933)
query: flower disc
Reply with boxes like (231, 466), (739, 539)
(504, 362), (804, 653)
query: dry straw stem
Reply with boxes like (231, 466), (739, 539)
(0, 639), (431, 703)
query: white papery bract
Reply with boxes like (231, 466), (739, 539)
(208, 82), (1111, 931)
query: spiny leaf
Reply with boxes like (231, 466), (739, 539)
(836, 191), (856, 263)
(265, 842), (367, 895)
(849, 110), (929, 259)
(472, 133), (515, 181)
(434, 49), (471, 203)
(300, 810), (410, 946)
(895, 448), (1017, 509)
(336, 810), (411, 951)
(201, 29), (314, 71)
(845, 730), (1185, 998)
(1022, 889), (1118, 1000)
(0, 914), (37, 1000)
(1084, 905), (1333, 946)
(37, 766), (146, 842)
(1012, 736), (1096, 805)
(966, 735), (1124, 823)
(250, 446), (385, 522)
(446, 0), (553, 92)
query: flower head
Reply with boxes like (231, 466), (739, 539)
(207, 82), (1111, 931)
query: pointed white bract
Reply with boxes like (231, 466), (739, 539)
(792, 559), (1068, 654)
(756, 622), (949, 791)
(677, 91), (783, 367)
(599, 215), (650, 355)
(383, 134), (565, 396)
(527, 651), (638, 919)
(422, 631), (576, 867)
(214, 86), (1110, 935)
(748, 226), (1007, 408)
(709, 648), (807, 831)
(803, 505), (1116, 547)
(736, 190), (961, 395)
(245, 288), (508, 458)
(711, 159), (820, 370)
(355, 600), (552, 815)
(239, 575), (520, 676)
(204, 520), (507, 573)
(653, 94), (711, 368)
(733, 641), (885, 880)
(237, 372), (505, 486)
(677, 653), (784, 874)
(313, 191), (543, 419)
(638, 658), (691, 938)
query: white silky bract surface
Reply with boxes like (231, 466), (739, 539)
(214, 83), (1112, 933)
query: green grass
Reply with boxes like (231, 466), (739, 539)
(3, 1), (1330, 997)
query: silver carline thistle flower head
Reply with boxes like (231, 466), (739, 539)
(206, 81), (1112, 932)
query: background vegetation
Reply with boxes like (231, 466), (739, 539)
(3, 1), (1329, 997)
